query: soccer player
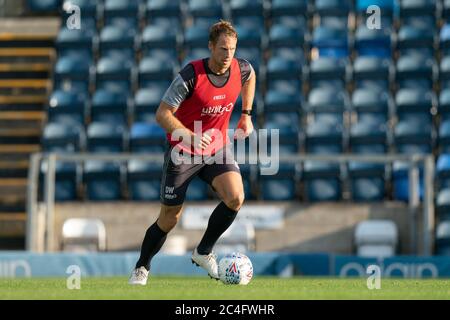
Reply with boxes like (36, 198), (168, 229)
(129, 20), (256, 285)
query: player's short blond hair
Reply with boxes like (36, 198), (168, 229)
(209, 20), (238, 45)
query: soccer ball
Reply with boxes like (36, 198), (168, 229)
(218, 252), (253, 285)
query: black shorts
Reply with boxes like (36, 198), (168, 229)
(160, 143), (241, 206)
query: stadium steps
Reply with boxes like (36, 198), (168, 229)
(0, 18), (58, 249)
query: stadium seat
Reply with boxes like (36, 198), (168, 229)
(27, 0), (61, 12)
(444, 0), (450, 19)
(103, 0), (140, 29)
(138, 56), (177, 88)
(268, 23), (304, 49)
(439, 119), (450, 153)
(234, 24), (263, 49)
(303, 161), (341, 202)
(54, 54), (92, 94)
(259, 164), (298, 201)
(396, 23), (434, 56)
(395, 54), (435, 90)
(311, 25), (349, 58)
(91, 88), (129, 125)
(439, 88), (450, 118)
(95, 55), (134, 93)
(87, 122), (126, 153)
(42, 122), (84, 152)
(354, 220), (398, 257)
(264, 113), (300, 153)
(435, 221), (450, 255)
(264, 89), (302, 114)
(55, 27), (95, 60)
(270, 0), (307, 18)
(308, 57), (347, 89)
(394, 118), (433, 154)
(184, 24), (210, 50)
(40, 161), (79, 201)
(99, 24), (137, 59)
(352, 56), (391, 90)
(436, 188), (450, 221)
(352, 88), (390, 119)
(307, 87), (348, 114)
(354, 25), (392, 58)
(392, 161), (424, 202)
(130, 122), (166, 153)
(133, 87), (165, 122)
(141, 24), (178, 57)
(127, 160), (162, 201)
(230, 0), (264, 19)
(439, 56), (450, 88)
(266, 55), (302, 83)
(348, 161), (386, 202)
(182, 48), (211, 69)
(350, 118), (387, 153)
(62, 0), (97, 26)
(61, 218), (107, 252)
(305, 119), (343, 154)
(399, 0), (436, 22)
(187, 0), (223, 23)
(145, 0), (182, 19)
(47, 89), (86, 126)
(355, 0), (396, 24)
(315, 0), (352, 18)
(395, 88), (435, 120)
(83, 161), (123, 201)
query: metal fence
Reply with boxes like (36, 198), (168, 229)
(26, 152), (435, 255)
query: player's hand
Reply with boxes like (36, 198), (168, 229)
(192, 132), (213, 150)
(233, 114), (254, 140)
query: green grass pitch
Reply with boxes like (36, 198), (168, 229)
(1, 277), (449, 300)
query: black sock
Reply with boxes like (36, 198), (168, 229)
(135, 221), (168, 271)
(197, 201), (238, 255)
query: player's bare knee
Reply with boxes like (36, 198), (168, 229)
(224, 193), (244, 211)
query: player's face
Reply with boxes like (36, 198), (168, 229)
(209, 34), (237, 71)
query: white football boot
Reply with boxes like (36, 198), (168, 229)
(191, 248), (219, 280)
(128, 266), (149, 285)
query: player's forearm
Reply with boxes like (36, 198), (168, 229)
(156, 107), (193, 136)
(241, 70), (256, 113)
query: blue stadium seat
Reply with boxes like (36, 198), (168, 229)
(348, 161), (386, 202)
(95, 55), (134, 93)
(83, 161), (123, 201)
(308, 57), (347, 89)
(439, 88), (450, 118)
(440, 23), (450, 54)
(54, 54), (92, 94)
(264, 113), (300, 153)
(27, 0), (61, 12)
(127, 160), (162, 201)
(439, 119), (450, 153)
(396, 23), (434, 56)
(315, 0), (351, 17)
(439, 56), (450, 88)
(87, 122), (126, 153)
(42, 122), (84, 152)
(270, 0), (307, 18)
(264, 89), (302, 114)
(146, 0), (182, 19)
(47, 89), (86, 126)
(394, 118), (433, 154)
(436, 154), (450, 193)
(266, 55), (302, 84)
(435, 221), (450, 255)
(91, 88), (129, 125)
(55, 27), (94, 60)
(268, 23), (304, 49)
(305, 119), (343, 154)
(141, 24), (178, 57)
(392, 161), (424, 202)
(395, 54), (435, 90)
(184, 24), (210, 50)
(353, 56), (391, 90)
(187, 0), (223, 22)
(354, 25), (392, 58)
(62, 0), (97, 26)
(436, 189), (450, 221)
(444, 0), (450, 19)
(230, 0), (264, 19)
(130, 122), (166, 153)
(350, 118), (387, 153)
(138, 56), (177, 88)
(103, 0), (140, 29)
(352, 88), (390, 119)
(399, 0), (436, 21)
(356, 0), (396, 23)
(307, 87), (348, 114)
(40, 161), (79, 201)
(303, 161), (341, 201)
(134, 87), (165, 122)
(395, 88), (435, 120)
(312, 25), (349, 58)
(259, 164), (298, 201)
(235, 24), (263, 49)
(99, 24), (136, 59)
(266, 79), (301, 94)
